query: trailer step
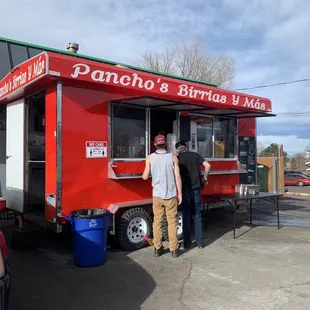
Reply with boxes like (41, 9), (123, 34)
(23, 211), (46, 227)
(11, 225), (44, 252)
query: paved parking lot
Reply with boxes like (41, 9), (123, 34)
(5, 197), (310, 310)
(286, 185), (310, 195)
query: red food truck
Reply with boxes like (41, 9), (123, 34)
(0, 47), (274, 250)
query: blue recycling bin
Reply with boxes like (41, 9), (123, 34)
(69, 208), (111, 267)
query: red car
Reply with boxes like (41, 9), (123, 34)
(284, 173), (310, 186)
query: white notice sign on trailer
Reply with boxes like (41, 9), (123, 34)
(86, 141), (107, 158)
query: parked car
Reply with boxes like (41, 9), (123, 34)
(0, 232), (10, 310)
(284, 173), (310, 186)
(284, 171), (310, 177)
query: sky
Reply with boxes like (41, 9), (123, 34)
(1, 0), (310, 156)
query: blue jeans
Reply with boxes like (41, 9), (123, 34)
(180, 187), (203, 247)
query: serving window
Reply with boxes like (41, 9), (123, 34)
(214, 118), (236, 158)
(194, 116), (213, 158)
(110, 100), (239, 160)
(191, 115), (237, 159)
(111, 104), (146, 159)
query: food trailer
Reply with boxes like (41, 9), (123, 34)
(0, 48), (274, 250)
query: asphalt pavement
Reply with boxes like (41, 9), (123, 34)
(4, 196), (310, 310)
(285, 185), (310, 195)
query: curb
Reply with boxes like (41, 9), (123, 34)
(285, 192), (310, 197)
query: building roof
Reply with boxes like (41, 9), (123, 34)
(0, 37), (217, 87)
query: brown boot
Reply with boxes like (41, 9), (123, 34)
(154, 247), (164, 257)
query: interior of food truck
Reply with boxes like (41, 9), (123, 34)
(150, 109), (176, 141)
(25, 91), (46, 215)
(150, 109), (177, 152)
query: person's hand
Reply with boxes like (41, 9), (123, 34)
(203, 178), (208, 186)
(177, 193), (182, 205)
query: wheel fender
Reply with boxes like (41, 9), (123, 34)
(108, 201), (152, 235)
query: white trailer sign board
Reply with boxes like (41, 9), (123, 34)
(86, 141), (107, 158)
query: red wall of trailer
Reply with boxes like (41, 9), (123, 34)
(238, 118), (256, 137)
(60, 86), (240, 216)
(61, 86), (152, 215)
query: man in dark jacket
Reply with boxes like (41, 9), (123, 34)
(175, 141), (211, 249)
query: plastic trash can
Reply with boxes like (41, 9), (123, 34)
(69, 208), (111, 267)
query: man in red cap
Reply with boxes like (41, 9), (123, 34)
(142, 134), (182, 258)
(150, 130), (166, 153)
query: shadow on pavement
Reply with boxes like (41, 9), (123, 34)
(3, 197), (310, 309)
(4, 228), (156, 310)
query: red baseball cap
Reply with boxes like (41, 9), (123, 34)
(154, 134), (166, 145)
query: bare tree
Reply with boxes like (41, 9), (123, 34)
(294, 152), (306, 170)
(290, 157), (297, 170)
(138, 42), (236, 88)
(257, 142), (265, 156)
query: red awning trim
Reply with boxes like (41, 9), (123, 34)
(0, 52), (48, 101)
(111, 96), (276, 119)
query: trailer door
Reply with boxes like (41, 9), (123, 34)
(6, 99), (25, 212)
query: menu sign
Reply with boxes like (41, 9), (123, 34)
(0, 52), (48, 100)
(45, 51), (272, 112)
(68, 63), (271, 112)
(239, 136), (256, 184)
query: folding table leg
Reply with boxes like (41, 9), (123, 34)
(233, 203), (236, 239)
(202, 203), (209, 232)
(250, 199), (253, 225)
(206, 203), (209, 231)
(277, 197), (280, 229)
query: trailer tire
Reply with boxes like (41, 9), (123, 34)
(117, 207), (153, 251)
(162, 211), (183, 241)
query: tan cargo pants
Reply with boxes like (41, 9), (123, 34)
(152, 196), (178, 251)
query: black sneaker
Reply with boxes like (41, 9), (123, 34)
(171, 249), (180, 258)
(183, 241), (192, 250)
(183, 243), (192, 251)
(154, 247), (164, 257)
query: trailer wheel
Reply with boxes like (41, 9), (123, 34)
(162, 211), (183, 241)
(117, 207), (152, 251)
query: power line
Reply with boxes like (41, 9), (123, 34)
(234, 78), (310, 91)
(276, 112), (310, 116)
(272, 114), (310, 118)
